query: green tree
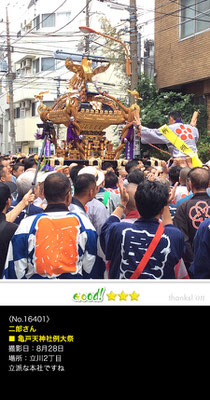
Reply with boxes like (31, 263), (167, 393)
(99, 16), (129, 91)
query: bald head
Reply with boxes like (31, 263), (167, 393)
(188, 167), (209, 191)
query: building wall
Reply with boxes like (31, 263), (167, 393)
(155, 0), (210, 89)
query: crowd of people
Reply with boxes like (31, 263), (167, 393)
(0, 151), (209, 279)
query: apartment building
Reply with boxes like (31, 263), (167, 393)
(0, 0), (150, 155)
(0, 0), (155, 155)
(0, 0), (78, 154)
(154, 0), (210, 132)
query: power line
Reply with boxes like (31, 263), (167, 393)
(10, 0), (68, 46)
(136, 0), (210, 29)
(155, 0), (210, 23)
(45, 0), (93, 35)
(1, 0), (208, 61)
(0, 31), (83, 38)
(151, 0), (210, 37)
(2, 0), (210, 91)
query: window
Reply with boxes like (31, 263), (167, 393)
(42, 13), (55, 28)
(56, 12), (71, 27)
(32, 102), (37, 116)
(33, 58), (40, 74)
(29, 147), (38, 153)
(14, 108), (20, 119)
(33, 15), (40, 31)
(6, 110), (10, 121)
(41, 57), (55, 71)
(180, 0), (210, 39)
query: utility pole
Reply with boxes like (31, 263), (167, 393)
(129, 0), (138, 91)
(85, 0), (90, 54)
(129, 0), (141, 160)
(6, 7), (16, 154)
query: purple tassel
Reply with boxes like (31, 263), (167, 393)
(45, 139), (51, 157)
(125, 139), (134, 159)
(67, 124), (78, 143)
(123, 126), (134, 159)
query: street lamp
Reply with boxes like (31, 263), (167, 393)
(79, 26), (131, 76)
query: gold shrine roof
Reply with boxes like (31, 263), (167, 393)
(43, 106), (125, 131)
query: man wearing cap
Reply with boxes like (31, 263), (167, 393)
(0, 182), (18, 277)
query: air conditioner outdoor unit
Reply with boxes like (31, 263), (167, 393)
(25, 59), (32, 68)
(24, 100), (31, 109)
(20, 59), (32, 69)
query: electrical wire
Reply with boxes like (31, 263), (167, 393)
(0, 31), (83, 39)
(44, 0), (93, 35)
(136, 0), (210, 31)
(153, 0), (210, 24)
(151, 2), (210, 38)
(0, 0), (139, 106)
(11, 0), (68, 46)
(2, 0), (208, 73)
(4, 0), (210, 44)
(1, 0), (210, 102)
